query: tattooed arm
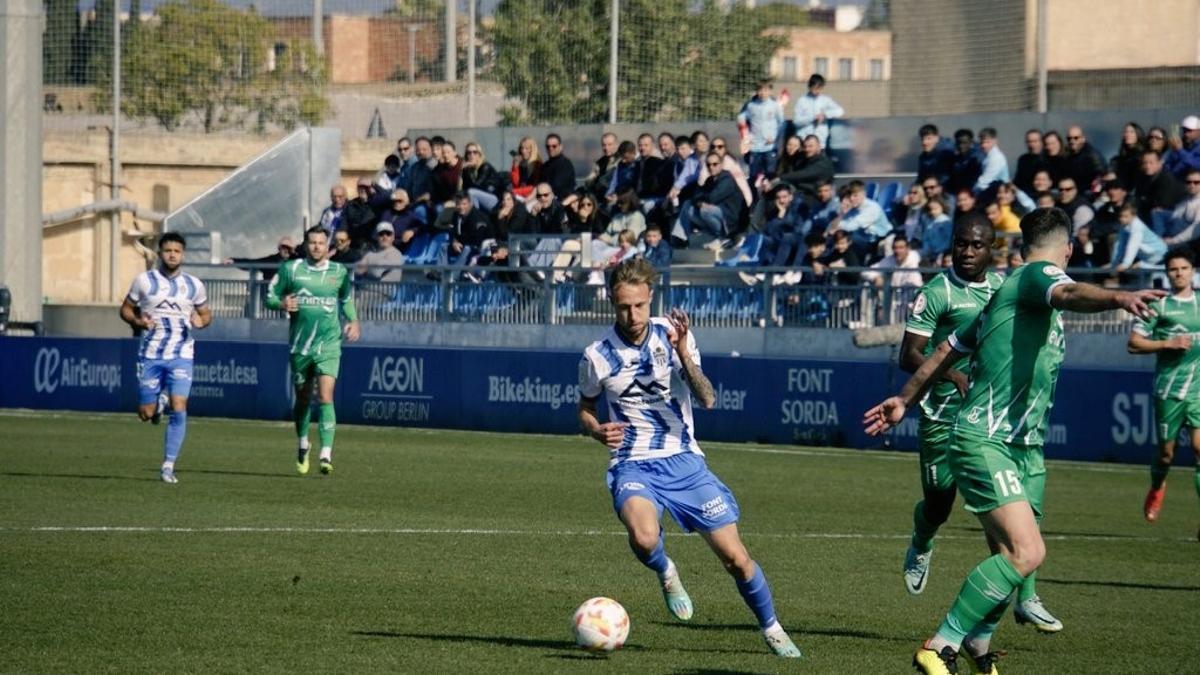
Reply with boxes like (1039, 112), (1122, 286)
(668, 308), (716, 409)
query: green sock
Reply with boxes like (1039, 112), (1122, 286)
(318, 403), (336, 451)
(1193, 467), (1200, 501)
(934, 554), (1026, 648)
(911, 501), (938, 553)
(1151, 462), (1171, 490)
(1017, 570), (1037, 602)
(963, 591), (1015, 656)
(293, 400), (311, 440)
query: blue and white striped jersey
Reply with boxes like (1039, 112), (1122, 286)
(126, 268), (208, 360)
(579, 318), (703, 466)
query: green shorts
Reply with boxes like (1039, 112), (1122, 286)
(950, 433), (1046, 519)
(290, 352), (341, 386)
(1155, 396), (1200, 442)
(918, 417), (956, 493)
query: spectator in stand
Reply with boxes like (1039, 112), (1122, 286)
(776, 135), (835, 201)
(395, 136), (414, 164)
(658, 133), (677, 162)
(863, 235), (922, 289)
(775, 136), (804, 178)
(1042, 130), (1070, 183)
(667, 135), (701, 205)
(1030, 169), (1054, 200)
(430, 135), (447, 165)
(223, 236), (295, 282)
(821, 229), (861, 285)
(792, 73), (843, 151)
(1111, 202), (1167, 274)
(975, 127), (1010, 196)
(356, 223), (405, 284)
(895, 182), (927, 244)
(810, 180), (839, 235)
(509, 136), (542, 200)
(758, 183), (809, 270)
(702, 137), (753, 207)
(738, 78), (785, 187)
(1068, 224), (1106, 272)
(605, 141), (640, 206)
(997, 181), (1033, 217)
(609, 188), (647, 242)
(921, 175), (955, 214)
(345, 178), (380, 248)
(528, 182), (569, 234)
(920, 197), (952, 264)
(952, 188), (978, 226)
(490, 189), (532, 241)
(462, 142), (505, 212)
(446, 192), (493, 263)
(584, 132), (619, 201)
(1056, 177), (1095, 234)
(374, 155), (403, 197)
(1165, 115), (1200, 179)
(379, 189), (425, 253)
(691, 130), (712, 156)
(830, 180), (890, 258)
(1035, 191), (1057, 209)
(566, 193), (608, 236)
(690, 152), (746, 249)
(1137, 149), (1187, 233)
(798, 231), (828, 282)
(1164, 169), (1200, 247)
(1146, 126), (1170, 156)
(1065, 125), (1107, 197)
(541, 133), (576, 201)
(318, 184), (348, 237)
(1013, 129), (1047, 196)
(329, 229), (361, 265)
(634, 133), (668, 212)
(431, 140), (464, 207)
(984, 200), (1021, 237)
(1092, 178), (1132, 263)
(948, 129), (983, 195)
(408, 137), (435, 207)
(639, 223), (672, 269)
(917, 124), (956, 186)
(1110, 122), (1147, 189)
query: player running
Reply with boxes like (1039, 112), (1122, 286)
(864, 208), (1162, 675)
(1128, 248), (1200, 534)
(899, 213), (1064, 633)
(577, 258), (801, 659)
(119, 232), (212, 484)
(266, 226), (360, 475)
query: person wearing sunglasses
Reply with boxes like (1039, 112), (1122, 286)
(461, 143), (504, 212)
(1064, 125), (1106, 198)
(528, 182), (568, 234)
(1165, 115), (1200, 180)
(687, 152), (745, 251)
(1163, 169), (1200, 247)
(540, 133), (576, 201)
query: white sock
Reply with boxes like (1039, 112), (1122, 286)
(658, 558), (677, 584)
(298, 437), (309, 450)
(762, 620), (783, 635)
(319, 447), (332, 461)
(161, 461), (175, 471)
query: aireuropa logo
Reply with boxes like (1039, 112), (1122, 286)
(33, 347), (122, 395)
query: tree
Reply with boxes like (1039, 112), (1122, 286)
(489, 0), (785, 124)
(103, 0), (328, 133)
(43, 0), (77, 85)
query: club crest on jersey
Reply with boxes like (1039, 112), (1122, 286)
(966, 405), (984, 424)
(1043, 265), (1065, 277)
(652, 346), (668, 367)
(912, 293), (927, 316)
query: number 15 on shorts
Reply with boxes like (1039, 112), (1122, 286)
(993, 469), (1023, 498)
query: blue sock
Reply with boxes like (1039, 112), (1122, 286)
(632, 531), (669, 575)
(735, 562), (778, 629)
(164, 411), (187, 464)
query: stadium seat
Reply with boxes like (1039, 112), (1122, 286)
(864, 182), (880, 201)
(876, 182), (903, 218)
(715, 233), (764, 267)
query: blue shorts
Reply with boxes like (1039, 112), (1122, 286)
(138, 358), (193, 405)
(606, 452), (740, 534)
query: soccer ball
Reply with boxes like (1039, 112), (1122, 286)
(572, 597), (630, 653)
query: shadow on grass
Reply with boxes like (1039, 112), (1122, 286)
(1039, 577), (1200, 592)
(953, 525), (1148, 540)
(185, 469), (297, 479)
(0, 471), (157, 482)
(350, 630), (617, 652)
(651, 621), (912, 644)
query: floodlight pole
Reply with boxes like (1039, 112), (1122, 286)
(313, 0), (324, 55)
(445, 0), (456, 83)
(467, 0), (476, 127)
(1035, 0), (1047, 113)
(110, 1), (122, 301)
(609, 0), (618, 124)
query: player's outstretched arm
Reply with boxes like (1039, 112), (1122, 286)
(1128, 331), (1191, 354)
(579, 397), (626, 449)
(863, 340), (966, 435)
(1050, 283), (1165, 318)
(668, 309), (716, 409)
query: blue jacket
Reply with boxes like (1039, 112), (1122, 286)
(641, 240), (673, 268)
(1112, 217), (1167, 269)
(1165, 141), (1200, 179)
(917, 138), (956, 185)
(738, 95), (785, 153)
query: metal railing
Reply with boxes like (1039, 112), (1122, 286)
(191, 263), (1152, 333)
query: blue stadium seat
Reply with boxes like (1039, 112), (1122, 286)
(864, 182), (880, 201)
(402, 233), (432, 263)
(876, 181), (903, 217)
(715, 233), (764, 267)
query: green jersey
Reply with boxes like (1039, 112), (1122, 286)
(950, 261), (1073, 447)
(1133, 292), (1200, 400)
(906, 269), (1004, 422)
(266, 259), (357, 356)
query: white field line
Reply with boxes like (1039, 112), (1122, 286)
(0, 409), (1151, 475)
(0, 525), (1191, 544)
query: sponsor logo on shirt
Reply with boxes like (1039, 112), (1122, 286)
(1043, 265), (1065, 277)
(616, 482), (646, 494)
(701, 495), (729, 519)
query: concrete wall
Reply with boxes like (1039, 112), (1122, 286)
(768, 27), (891, 82)
(1046, 0), (1200, 70)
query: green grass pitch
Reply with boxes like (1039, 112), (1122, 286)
(0, 411), (1196, 673)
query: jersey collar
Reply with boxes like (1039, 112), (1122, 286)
(304, 258), (331, 272)
(948, 267), (992, 288)
(1169, 289), (1197, 302)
